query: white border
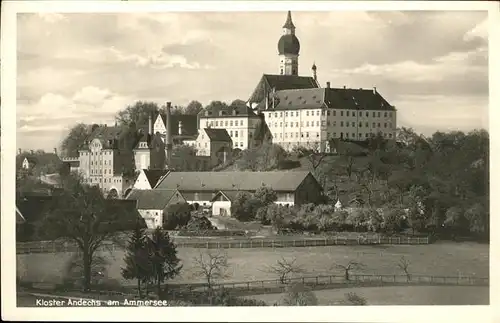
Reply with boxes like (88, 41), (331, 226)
(2, 1), (499, 322)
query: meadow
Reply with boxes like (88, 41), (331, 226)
(17, 241), (489, 286)
(246, 285), (490, 305)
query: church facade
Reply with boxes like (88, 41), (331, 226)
(246, 11), (398, 152)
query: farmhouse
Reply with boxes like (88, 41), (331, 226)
(126, 189), (186, 228)
(154, 171), (323, 213)
(132, 169), (170, 191)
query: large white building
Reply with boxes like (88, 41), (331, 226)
(245, 11), (397, 152)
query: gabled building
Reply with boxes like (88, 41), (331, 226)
(195, 128), (233, 167)
(126, 189), (186, 228)
(132, 169), (170, 191)
(245, 11), (397, 152)
(260, 86), (397, 151)
(22, 157), (37, 170)
(154, 171), (323, 210)
(198, 104), (261, 150)
(77, 124), (138, 198)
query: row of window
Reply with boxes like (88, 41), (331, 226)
(209, 120), (245, 127)
(84, 177), (122, 184)
(90, 160), (113, 166)
(81, 151), (113, 156)
(90, 168), (113, 175)
(267, 110), (393, 118)
(273, 132), (394, 140)
(270, 120), (393, 128)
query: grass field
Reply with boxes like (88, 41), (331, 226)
(246, 285), (489, 305)
(17, 241), (489, 286)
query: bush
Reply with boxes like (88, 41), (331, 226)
(281, 283), (318, 306)
(163, 202), (192, 230)
(343, 292), (367, 305)
(184, 216), (215, 231)
(381, 208), (405, 233)
(231, 192), (262, 222)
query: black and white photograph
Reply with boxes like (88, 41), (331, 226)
(2, 0), (498, 322)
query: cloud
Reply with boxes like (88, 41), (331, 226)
(36, 13), (67, 24)
(464, 18), (488, 41)
(15, 11), (489, 151)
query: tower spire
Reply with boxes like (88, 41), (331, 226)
(283, 10), (295, 30)
(278, 11), (300, 76)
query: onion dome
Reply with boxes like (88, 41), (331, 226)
(278, 34), (300, 55)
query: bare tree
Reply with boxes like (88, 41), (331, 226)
(264, 257), (305, 284)
(306, 152), (327, 171)
(397, 256), (411, 282)
(332, 261), (366, 281)
(344, 156), (356, 180)
(192, 249), (230, 290)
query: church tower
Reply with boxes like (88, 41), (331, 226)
(278, 11), (300, 76)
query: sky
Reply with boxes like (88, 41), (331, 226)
(16, 10), (489, 151)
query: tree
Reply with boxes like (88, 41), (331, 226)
(147, 228), (182, 298)
(236, 143), (287, 171)
(184, 100), (204, 115)
(230, 191), (261, 222)
(170, 145), (202, 171)
(38, 174), (133, 292)
(397, 256), (411, 282)
(381, 208), (404, 234)
(121, 222), (151, 298)
(60, 123), (92, 158)
(281, 283), (318, 306)
(230, 99), (247, 107)
(163, 202), (192, 230)
(116, 101), (160, 127)
(253, 186), (277, 206)
(365, 208), (383, 232)
(192, 249), (230, 290)
(444, 206), (467, 234)
(264, 257), (305, 284)
(464, 202), (488, 236)
(332, 261), (365, 281)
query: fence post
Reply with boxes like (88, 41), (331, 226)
(335, 237), (338, 245)
(302, 277), (305, 284)
(250, 240), (253, 248)
(261, 240), (264, 248)
(378, 236), (381, 244)
(329, 276), (332, 284)
(271, 240), (274, 248)
(407, 237), (410, 244)
(316, 276), (319, 285)
(293, 239), (296, 247)
(206, 242), (209, 249)
(247, 282), (250, 290)
(394, 275), (396, 282)
(398, 237), (401, 244)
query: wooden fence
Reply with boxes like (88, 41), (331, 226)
(16, 236), (430, 254)
(172, 273), (489, 297)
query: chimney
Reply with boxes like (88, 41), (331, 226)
(165, 102), (173, 166)
(326, 82), (331, 89)
(373, 87), (377, 95)
(148, 113), (153, 135)
(18, 148), (21, 155)
(53, 148), (57, 155)
(343, 85), (346, 89)
(178, 120), (183, 135)
(30, 150), (34, 154)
